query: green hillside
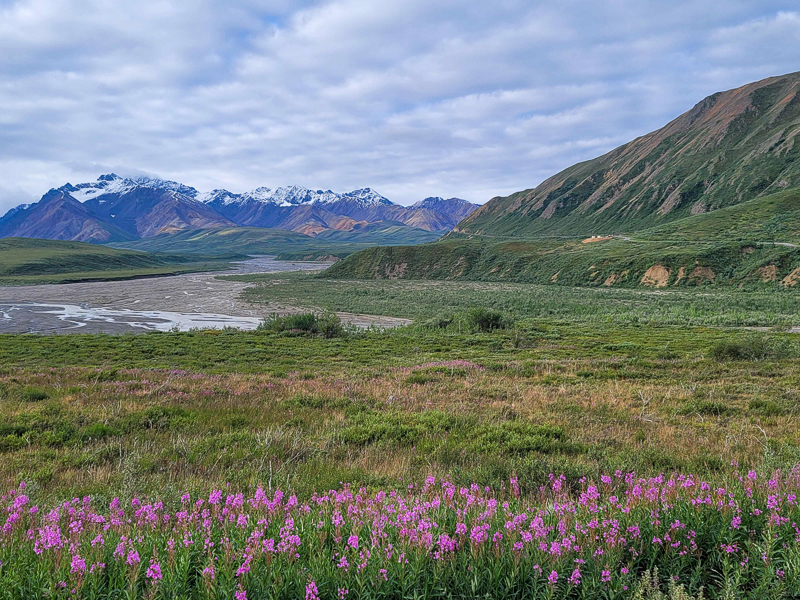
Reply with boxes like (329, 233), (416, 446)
(458, 72), (800, 238)
(314, 223), (442, 245)
(110, 227), (314, 254)
(324, 232), (800, 289)
(0, 238), (230, 285)
(112, 225), (441, 259)
(635, 188), (800, 243)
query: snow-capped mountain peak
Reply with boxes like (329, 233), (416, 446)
(196, 183), (395, 208)
(131, 176), (199, 198)
(241, 187), (274, 203)
(60, 174), (136, 202)
(340, 188), (393, 207)
(59, 174), (200, 203)
(268, 185), (315, 206)
(196, 189), (242, 206)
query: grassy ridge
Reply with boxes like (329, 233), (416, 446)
(0, 237), (234, 285)
(322, 237), (800, 287)
(638, 188), (800, 243)
(321, 189), (800, 286)
(112, 225), (442, 259)
(457, 73), (800, 238)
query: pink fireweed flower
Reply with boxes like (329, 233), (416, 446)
(70, 555), (86, 574)
(126, 549), (140, 566)
(235, 584), (247, 600)
(305, 581), (320, 600)
(146, 562), (163, 582)
(347, 535), (359, 550)
(89, 563), (104, 574)
(568, 569), (582, 586)
(337, 555), (350, 572)
(548, 571), (559, 585)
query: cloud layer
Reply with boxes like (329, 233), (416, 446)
(1, 0), (799, 212)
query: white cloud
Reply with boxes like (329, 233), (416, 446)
(0, 0), (799, 215)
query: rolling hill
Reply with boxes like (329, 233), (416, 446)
(0, 238), (232, 285)
(112, 224), (442, 259)
(324, 222), (800, 289)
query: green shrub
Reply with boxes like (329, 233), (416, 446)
(82, 423), (117, 440)
(404, 373), (436, 385)
(464, 307), (513, 332)
(677, 400), (736, 416)
(316, 311), (345, 339)
(258, 311), (345, 338)
(749, 398), (784, 416)
(20, 387), (48, 402)
(471, 421), (572, 456)
(709, 334), (795, 361)
(421, 313), (455, 329)
(340, 413), (419, 446)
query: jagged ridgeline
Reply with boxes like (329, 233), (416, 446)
(329, 72), (800, 287)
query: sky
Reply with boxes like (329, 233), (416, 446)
(1, 1), (800, 213)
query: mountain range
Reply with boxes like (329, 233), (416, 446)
(0, 174), (478, 244)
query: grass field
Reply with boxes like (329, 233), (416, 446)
(3, 272), (800, 597)
(227, 270), (800, 327)
(0, 237), (233, 285)
(1, 289), (799, 500)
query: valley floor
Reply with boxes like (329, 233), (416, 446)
(0, 258), (409, 333)
(1, 271), (799, 598)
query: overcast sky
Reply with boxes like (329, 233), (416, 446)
(1, 0), (799, 213)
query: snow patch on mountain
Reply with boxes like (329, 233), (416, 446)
(339, 188), (392, 207)
(196, 189), (242, 206)
(241, 187), (274, 203)
(58, 174), (201, 204)
(197, 184), (394, 208)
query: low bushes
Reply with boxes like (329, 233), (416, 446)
(422, 306), (514, 333)
(709, 334), (796, 361)
(257, 311), (346, 338)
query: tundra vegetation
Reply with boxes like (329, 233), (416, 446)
(2, 275), (800, 598)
